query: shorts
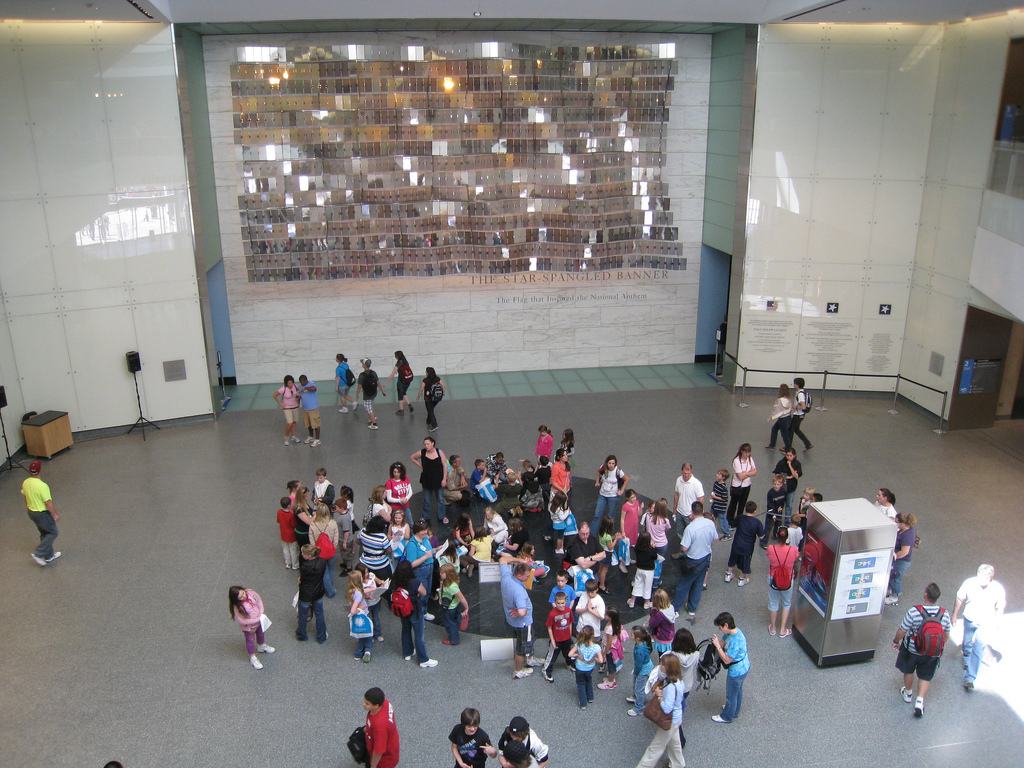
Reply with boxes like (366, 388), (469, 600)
(283, 407), (298, 424)
(337, 385), (350, 398)
(727, 547), (752, 574)
(397, 379), (411, 399)
(302, 408), (321, 429)
(895, 646), (940, 681)
(363, 398), (375, 415)
(509, 623), (534, 657)
(767, 578), (794, 611)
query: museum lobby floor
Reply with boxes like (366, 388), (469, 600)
(1, 377), (1020, 768)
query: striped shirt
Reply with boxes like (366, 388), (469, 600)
(710, 481), (728, 516)
(358, 530), (391, 570)
(899, 604), (951, 655)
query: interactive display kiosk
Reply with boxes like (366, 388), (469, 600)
(793, 498), (898, 667)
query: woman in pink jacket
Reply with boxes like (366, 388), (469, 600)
(229, 586), (275, 669)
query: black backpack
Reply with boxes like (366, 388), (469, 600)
(347, 725), (369, 766)
(428, 379), (444, 402)
(345, 368), (356, 386)
(695, 638), (724, 692)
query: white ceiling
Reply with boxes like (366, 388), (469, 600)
(0, 0), (1021, 26)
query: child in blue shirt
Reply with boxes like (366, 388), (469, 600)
(548, 570), (577, 608)
(627, 625), (655, 716)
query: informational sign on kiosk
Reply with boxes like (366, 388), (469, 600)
(829, 549), (891, 620)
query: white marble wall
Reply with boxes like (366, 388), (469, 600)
(203, 32), (710, 383)
(738, 24), (942, 392)
(0, 22), (213, 433)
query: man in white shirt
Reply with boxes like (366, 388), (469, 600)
(951, 564), (1006, 690)
(671, 463), (704, 553)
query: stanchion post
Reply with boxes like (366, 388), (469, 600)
(738, 366), (749, 408)
(886, 374), (901, 415)
(815, 371), (829, 411)
(933, 390), (948, 434)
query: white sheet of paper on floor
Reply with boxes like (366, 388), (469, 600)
(480, 638), (515, 661)
(478, 562), (501, 583)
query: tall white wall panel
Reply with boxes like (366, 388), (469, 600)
(0, 22), (212, 438)
(739, 24), (940, 391)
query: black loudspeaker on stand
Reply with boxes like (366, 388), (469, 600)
(0, 385), (28, 475)
(125, 351), (160, 441)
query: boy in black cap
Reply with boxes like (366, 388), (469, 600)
(356, 358), (385, 430)
(497, 717), (548, 768)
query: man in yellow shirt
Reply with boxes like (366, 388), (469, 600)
(22, 460), (60, 566)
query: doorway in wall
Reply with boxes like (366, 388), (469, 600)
(695, 244), (731, 366)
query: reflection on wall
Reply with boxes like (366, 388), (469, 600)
(230, 43), (683, 281)
(75, 191), (181, 247)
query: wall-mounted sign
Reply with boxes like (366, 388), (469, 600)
(959, 358), (1002, 395)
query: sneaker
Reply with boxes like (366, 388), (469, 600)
(598, 681), (617, 690)
(543, 669), (554, 683)
(404, 655), (414, 661)
(737, 577), (748, 587)
(368, 423), (379, 430)
(626, 696), (636, 703)
(291, 436), (301, 443)
(442, 639), (459, 646)
(352, 402), (359, 411)
(884, 596), (900, 605)
(376, 636), (384, 642)
(724, 573), (733, 582)
(339, 407), (349, 413)
(901, 686), (913, 703)
(527, 656), (544, 667)
(395, 409), (404, 415)
(425, 612), (436, 622)
(429, 426), (439, 432)
(419, 659), (438, 669)
(711, 715), (730, 723)
(543, 535), (552, 541)
(304, 437), (313, 444)
(46, 551), (62, 563)
(31, 554), (47, 566)
(257, 644), (275, 654)
(250, 655), (264, 669)
(284, 438), (290, 446)
(627, 709), (640, 717)
(913, 697), (924, 718)
(513, 668), (534, 679)
(362, 652), (372, 663)
(720, 533), (733, 541)
(311, 439), (321, 447)
(964, 680), (975, 691)
(619, 563), (629, 574)
(579, 705), (587, 710)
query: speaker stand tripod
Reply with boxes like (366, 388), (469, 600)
(0, 409), (28, 475)
(126, 370), (160, 441)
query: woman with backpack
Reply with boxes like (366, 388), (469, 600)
(766, 527), (799, 637)
(391, 561), (438, 668)
(416, 366), (445, 432)
(383, 350), (415, 416)
(334, 353), (356, 413)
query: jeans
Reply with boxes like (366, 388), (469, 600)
(890, 558), (911, 597)
(296, 598), (327, 643)
(368, 600), (383, 639)
(424, 400), (438, 429)
(768, 416), (792, 449)
(322, 554), (337, 598)
(402, 599), (429, 662)
(791, 415), (811, 449)
(630, 672), (647, 714)
(28, 510), (59, 559)
(717, 509), (732, 537)
(672, 553), (711, 613)
(961, 618), (980, 661)
(593, 494), (620, 528)
(963, 620), (990, 683)
(653, 545), (669, 588)
(575, 668), (594, 707)
(674, 512), (688, 541)
(421, 487), (447, 524)
(442, 606), (463, 644)
(784, 490), (796, 521)
(721, 671), (747, 721)
(355, 635), (374, 658)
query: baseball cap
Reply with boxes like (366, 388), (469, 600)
(360, 358), (371, 367)
(507, 716), (530, 735)
(29, 460), (42, 475)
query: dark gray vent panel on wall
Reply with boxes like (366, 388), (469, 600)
(929, 352), (944, 377)
(163, 360), (187, 382)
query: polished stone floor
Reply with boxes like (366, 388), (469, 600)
(1, 379), (1020, 768)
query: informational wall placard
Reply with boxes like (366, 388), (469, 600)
(744, 316), (799, 356)
(800, 318), (858, 372)
(829, 549), (892, 621)
(959, 358), (1002, 394)
(798, 531), (834, 617)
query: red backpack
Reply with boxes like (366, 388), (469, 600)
(768, 545), (797, 591)
(399, 362), (414, 384)
(390, 587), (414, 618)
(913, 606), (947, 657)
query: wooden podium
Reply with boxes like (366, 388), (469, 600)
(23, 411), (73, 459)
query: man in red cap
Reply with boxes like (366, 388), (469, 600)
(22, 459), (61, 566)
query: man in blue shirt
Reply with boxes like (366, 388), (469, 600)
(500, 555), (535, 680)
(711, 612), (749, 723)
(672, 501), (719, 618)
(297, 375), (321, 447)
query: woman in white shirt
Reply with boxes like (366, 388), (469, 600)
(724, 444), (757, 539)
(766, 383), (794, 451)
